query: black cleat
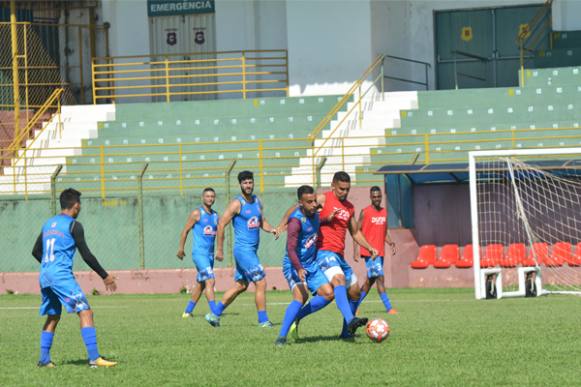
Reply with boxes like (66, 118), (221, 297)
(347, 317), (368, 336)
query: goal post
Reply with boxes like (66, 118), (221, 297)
(469, 148), (581, 300)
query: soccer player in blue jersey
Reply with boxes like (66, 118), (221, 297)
(177, 187), (219, 318)
(205, 170), (279, 327)
(275, 185), (335, 346)
(31, 188), (117, 368)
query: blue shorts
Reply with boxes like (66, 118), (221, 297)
(316, 250), (354, 285)
(39, 278), (90, 316)
(282, 257), (329, 295)
(233, 246), (265, 283)
(192, 253), (215, 283)
(363, 256), (384, 279)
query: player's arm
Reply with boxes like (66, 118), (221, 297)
(71, 221), (116, 291)
(31, 232), (43, 263)
(276, 204), (299, 233)
(352, 210), (364, 262)
(215, 199), (241, 262)
(286, 218), (306, 281)
(385, 225), (397, 256)
(177, 209), (200, 260)
(348, 215), (378, 258)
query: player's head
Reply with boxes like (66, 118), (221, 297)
(60, 188), (82, 218)
(237, 170), (254, 195)
(297, 185), (317, 216)
(370, 186), (382, 207)
(331, 171), (351, 201)
(202, 187), (216, 207)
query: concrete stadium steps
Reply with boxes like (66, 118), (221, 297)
(0, 104), (115, 194)
(522, 66), (581, 87)
(284, 91), (419, 187)
(552, 31), (581, 49)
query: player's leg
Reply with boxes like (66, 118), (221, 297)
(276, 283), (309, 346)
(376, 276), (397, 314)
(254, 277), (272, 327)
(183, 280), (205, 318)
(205, 279), (248, 327)
(318, 251), (355, 324)
(358, 256), (376, 305)
(185, 254), (213, 317)
(203, 278), (218, 315)
(38, 287), (61, 367)
(233, 249), (271, 326)
(289, 276), (334, 341)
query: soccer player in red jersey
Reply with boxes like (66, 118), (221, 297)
(353, 186), (398, 315)
(280, 171), (378, 338)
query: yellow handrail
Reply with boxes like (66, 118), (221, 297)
(518, 0), (553, 86)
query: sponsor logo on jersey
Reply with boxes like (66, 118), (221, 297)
(371, 216), (386, 225)
(247, 216), (260, 229)
(203, 225), (216, 236)
(51, 222), (57, 228)
(304, 233), (317, 249)
(333, 207), (351, 221)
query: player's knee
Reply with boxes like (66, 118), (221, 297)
(48, 314), (61, 322)
(331, 274), (346, 287)
(236, 281), (249, 292)
(321, 289), (334, 301)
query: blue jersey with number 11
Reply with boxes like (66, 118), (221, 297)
(40, 214), (76, 286)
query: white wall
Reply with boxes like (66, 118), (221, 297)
(553, 0), (581, 31)
(286, 0), (374, 96)
(100, 0), (150, 57)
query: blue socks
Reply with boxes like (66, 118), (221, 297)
(80, 327), (100, 361)
(208, 300), (217, 315)
(296, 295), (331, 321)
(340, 298), (360, 337)
(380, 291), (393, 311)
(257, 310), (269, 324)
(358, 290), (368, 306)
(334, 285), (354, 323)
(215, 301), (225, 316)
(39, 331), (54, 364)
(184, 300), (196, 314)
(278, 300), (302, 338)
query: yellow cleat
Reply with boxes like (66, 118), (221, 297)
(182, 312), (193, 319)
(37, 361), (56, 368)
(289, 321), (299, 341)
(89, 357), (117, 368)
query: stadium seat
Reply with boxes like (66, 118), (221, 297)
(411, 245), (436, 269)
(526, 242), (549, 266)
(434, 244), (459, 268)
(503, 243), (525, 267)
(456, 244), (473, 268)
(481, 244), (504, 268)
(570, 243), (581, 266)
(547, 242), (570, 267)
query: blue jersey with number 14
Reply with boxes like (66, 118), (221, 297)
(40, 214), (77, 287)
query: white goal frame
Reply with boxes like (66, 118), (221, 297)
(469, 147), (581, 300)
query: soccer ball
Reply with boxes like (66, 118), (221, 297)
(366, 319), (390, 343)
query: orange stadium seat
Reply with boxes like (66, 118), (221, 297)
(526, 242), (549, 266)
(547, 242), (570, 267)
(570, 243), (581, 266)
(481, 244), (504, 268)
(502, 243), (525, 267)
(411, 245), (436, 269)
(434, 244), (459, 268)
(456, 244), (473, 268)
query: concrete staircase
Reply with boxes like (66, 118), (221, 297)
(284, 91), (418, 187)
(0, 104), (115, 194)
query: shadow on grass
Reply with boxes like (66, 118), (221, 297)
(294, 335), (365, 344)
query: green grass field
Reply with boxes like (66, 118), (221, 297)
(1, 289), (580, 386)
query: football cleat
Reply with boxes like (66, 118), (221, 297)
(205, 313), (221, 327)
(259, 320), (273, 328)
(182, 312), (193, 319)
(37, 361), (56, 368)
(387, 308), (398, 315)
(347, 317), (368, 336)
(274, 337), (287, 347)
(289, 320), (300, 340)
(89, 357), (117, 368)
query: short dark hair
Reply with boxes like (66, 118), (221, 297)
(370, 186), (381, 194)
(297, 185), (314, 200)
(237, 170), (254, 183)
(332, 171), (351, 183)
(60, 188), (81, 210)
(202, 187), (215, 194)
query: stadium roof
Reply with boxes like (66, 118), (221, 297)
(376, 160), (581, 184)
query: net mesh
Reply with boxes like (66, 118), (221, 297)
(474, 152), (581, 295)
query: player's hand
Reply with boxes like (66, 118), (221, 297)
(215, 250), (224, 262)
(298, 268), (306, 282)
(388, 241), (397, 256)
(103, 275), (117, 292)
(369, 247), (379, 259)
(271, 228), (280, 240)
(176, 249), (185, 260)
(327, 208), (340, 222)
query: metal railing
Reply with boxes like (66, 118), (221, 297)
(517, 0), (553, 86)
(92, 50), (289, 104)
(383, 54), (431, 90)
(3, 123), (581, 197)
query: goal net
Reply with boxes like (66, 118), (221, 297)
(469, 148), (581, 299)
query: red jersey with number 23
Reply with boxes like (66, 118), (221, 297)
(317, 191), (355, 255)
(360, 205), (387, 257)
